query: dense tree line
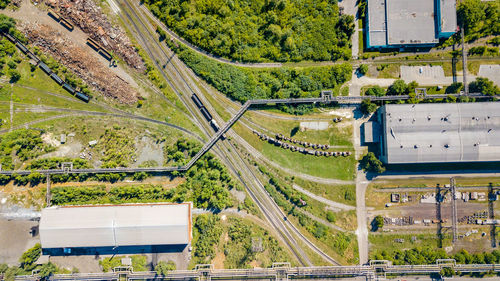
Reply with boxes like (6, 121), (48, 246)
(457, 0), (499, 42)
(0, 129), (55, 170)
(373, 248), (500, 266)
(146, 0), (354, 62)
(167, 41), (352, 103)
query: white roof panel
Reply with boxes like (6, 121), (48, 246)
(40, 203), (191, 248)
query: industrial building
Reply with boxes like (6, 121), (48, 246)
(366, 102), (500, 164)
(39, 203), (192, 251)
(365, 0), (457, 49)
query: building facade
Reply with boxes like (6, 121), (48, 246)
(365, 0), (457, 49)
(375, 102), (500, 164)
(39, 203), (192, 251)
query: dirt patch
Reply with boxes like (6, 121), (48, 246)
(0, 218), (39, 266)
(21, 23), (139, 104)
(134, 136), (164, 168)
(41, 132), (61, 147)
(45, 0), (144, 71)
(41, 141), (83, 159)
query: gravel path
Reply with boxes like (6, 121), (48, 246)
(292, 184), (355, 211)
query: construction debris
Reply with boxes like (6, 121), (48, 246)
(22, 23), (138, 104)
(46, 0), (144, 71)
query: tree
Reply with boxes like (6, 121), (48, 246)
(360, 152), (385, 173)
(372, 215), (384, 231)
(387, 79), (408, 95)
(407, 81), (419, 94)
(358, 64), (368, 75)
(446, 82), (463, 94)
(8, 69), (20, 83)
(440, 267), (454, 277)
(360, 99), (377, 115)
(0, 15), (15, 33)
(469, 77), (499, 96)
(19, 243), (41, 271)
(39, 262), (57, 280)
(155, 261), (176, 276)
(365, 86), (385, 97)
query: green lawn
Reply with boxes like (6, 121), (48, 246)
(11, 111), (62, 128)
(244, 111), (354, 147)
(235, 122), (356, 180)
(369, 233), (450, 257)
(293, 176), (356, 206)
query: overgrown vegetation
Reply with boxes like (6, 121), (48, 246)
(97, 126), (136, 168)
(167, 41), (352, 103)
(372, 248), (500, 266)
(191, 214), (291, 267)
(0, 129), (55, 170)
(146, 0), (354, 62)
(50, 184), (178, 205)
(457, 0), (500, 42)
(165, 138), (236, 210)
(360, 152), (385, 174)
(257, 165), (358, 264)
(155, 261), (176, 276)
(192, 214), (223, 262)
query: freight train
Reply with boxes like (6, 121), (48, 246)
(1, 31), (90, 103)
(191, 94), (226, 139)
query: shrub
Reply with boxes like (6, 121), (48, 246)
(358, 64), (368, 75)
(19, 243), (41, 271)
(155, 261), (175, 276)
(360, 152), (385, 173)
(365, 86), (385, 97)
(360, 99), (377, 115)
(371, 215), (384, 231)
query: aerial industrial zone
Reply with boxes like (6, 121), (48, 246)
(0, 0), (499, 280)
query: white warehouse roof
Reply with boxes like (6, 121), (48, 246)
(40, 203), (192, 249)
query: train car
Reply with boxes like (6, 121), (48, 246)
(38, 62), (52, 75)
(62, 83), (75, 94)
(3, 32), (16, 43)
(210, 120), (227, 140)
(50, 73), (64, 85)
(191, 94), (204, 109)
(98, 49), (112, 61)
(200, 107), (213, 122)
(48, 8), (61, 21)
(75, 91), (90, 103)
(60, 18), (74, 31)
(15, 42), (29, 54)
(86, 38), (101, 51)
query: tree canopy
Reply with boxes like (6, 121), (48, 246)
(145, 0), (354, 62)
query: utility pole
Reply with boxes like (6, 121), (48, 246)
(460, 26), (468, 95)
(46, 174), (51, 207)
(451, 178), (458, 243)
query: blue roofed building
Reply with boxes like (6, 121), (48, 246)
(365, 0), (457, 49)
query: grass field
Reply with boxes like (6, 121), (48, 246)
(234, 122), (356, 180)
(369, 233), (451, 256)
(293, 177), (356, 206)
(244, 111), (354, 147)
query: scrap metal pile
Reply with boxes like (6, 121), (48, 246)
(45, 0), (144, 71)
(22, 23), (138, 104)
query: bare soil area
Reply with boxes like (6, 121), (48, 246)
(22, 23), (139, 104)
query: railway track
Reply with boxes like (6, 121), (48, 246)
(117, 0), (319, 266)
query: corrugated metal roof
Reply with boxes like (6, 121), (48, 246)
(40, 203), (191, 248)
(439, 0), (457, 34)
(382, 102), (500, 164)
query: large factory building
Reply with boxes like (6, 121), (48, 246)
(39, 203), (192, 253)
(365, 102), (500, 164)
(365, 0), (457, 49)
